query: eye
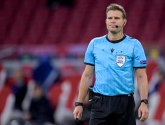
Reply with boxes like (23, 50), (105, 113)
(115, 17), (120, 20)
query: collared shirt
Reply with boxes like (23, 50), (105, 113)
(84, 34), (147, 96)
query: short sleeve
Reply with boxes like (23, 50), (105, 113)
(133, 40), (147, 68)
(84, 39), (95, 65)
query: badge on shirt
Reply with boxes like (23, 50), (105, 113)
(140, 60), (147, 64)
(116, 56), (125, 67)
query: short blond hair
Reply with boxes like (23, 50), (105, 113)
(106, 3), (126, 19)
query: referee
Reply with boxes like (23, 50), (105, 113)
(73, 3), (149, 125)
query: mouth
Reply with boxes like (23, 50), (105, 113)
(109, 25), (116, 28)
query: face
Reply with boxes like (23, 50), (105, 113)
(13, 69), (24, 83)
(106, 10), (126, 34)
(34, 86), (43, 99)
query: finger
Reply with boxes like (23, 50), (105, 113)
(73, 113), (78, 119)
(77, 112), (82, 120)
(140, 119), (145, 122)
(141, 111), (149, 121)
(138, 109), (141, 118)
(73, 111), (78, 119)
(76, 118), (79, 120)
(140, 116), (145, 122)
(140, 112), (145, 122)
(140, 116), (146, 122)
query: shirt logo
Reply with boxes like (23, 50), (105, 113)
(140, 60), (147, 64)
(116, 56), (125, 67)
(110, 48), (114, 53)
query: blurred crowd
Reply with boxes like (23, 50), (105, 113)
(0, 51), (165, 125)
(0, 56), (90, 125)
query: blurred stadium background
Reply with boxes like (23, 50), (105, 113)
(0, 0), (165, 125)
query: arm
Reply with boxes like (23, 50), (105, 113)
(73, 64), (94, 120)
(77, 65), (94, 103)
(136, 68), (149, 122)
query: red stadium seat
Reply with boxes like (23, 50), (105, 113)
(0, 0), (164, 46)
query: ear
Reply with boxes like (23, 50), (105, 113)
(105, 19), (107, 24)
(124, 19), (127, 25)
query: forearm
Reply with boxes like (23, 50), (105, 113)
(136, 69), (149, 121)
(77, 72), (93, 103)
(137, 73), (148, 100)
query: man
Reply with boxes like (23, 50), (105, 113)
(24, 84), (55, 125)
(73, 3), (149, 125)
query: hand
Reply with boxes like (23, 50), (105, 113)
(73, 106), (83, 120)
(138, 103), (149, 122)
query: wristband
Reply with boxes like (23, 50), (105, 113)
(141, 99), (148, 104)
(75, 102), (83, 107)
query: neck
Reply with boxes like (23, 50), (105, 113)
(108, 31), (124, 41)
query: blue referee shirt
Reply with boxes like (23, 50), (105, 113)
(84, 34), (147, 96)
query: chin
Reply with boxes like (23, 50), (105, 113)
(110, 30), (117, 34)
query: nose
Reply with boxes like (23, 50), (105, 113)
(111, 18), (116, 22)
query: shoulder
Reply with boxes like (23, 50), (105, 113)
(91, 35), (106, 42)
(125, 35), (138, 42)
(89, 35), (106, 47)
(125, 35), (142, 46)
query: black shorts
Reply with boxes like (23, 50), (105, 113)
(89, 93), (136, 125)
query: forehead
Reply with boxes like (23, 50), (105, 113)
(107, 10), (123, 17)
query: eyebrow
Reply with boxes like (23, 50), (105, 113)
(107, 16), (121, 19)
